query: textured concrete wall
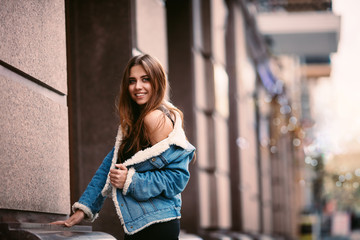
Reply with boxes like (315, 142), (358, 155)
(0, 0), (67, 93)
(0, 0), (69, 215)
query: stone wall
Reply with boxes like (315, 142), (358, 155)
(0, 0), (69, 217)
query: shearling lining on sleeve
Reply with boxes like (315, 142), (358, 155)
(122, 167), (136, 195)
(72, 202), (99, 222)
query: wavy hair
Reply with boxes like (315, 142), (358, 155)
(116, 54), (183, 162)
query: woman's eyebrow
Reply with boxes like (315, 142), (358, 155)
(128, 74), (149, 79)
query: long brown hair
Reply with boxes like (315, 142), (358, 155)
(117, 54), (183, 162)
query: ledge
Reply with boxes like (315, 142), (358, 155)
(0, 222), (116, 239)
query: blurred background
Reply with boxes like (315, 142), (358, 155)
(1, 0), (359, 239)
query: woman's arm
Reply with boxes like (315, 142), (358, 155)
(124, 146), (195, 201)
(70, 149), (115, 222)
(52, 149), (114, 226)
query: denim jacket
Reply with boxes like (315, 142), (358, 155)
(72, 109), (196, 235)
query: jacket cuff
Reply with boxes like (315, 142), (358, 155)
(122, 167), (136, 195)
(72, 202), (98, 222)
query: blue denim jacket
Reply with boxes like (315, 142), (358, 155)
(72, 110), (195, 235)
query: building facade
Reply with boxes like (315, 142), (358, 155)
(1, 0), (339, 239)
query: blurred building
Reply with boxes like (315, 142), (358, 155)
(0, 0), (339, 239)
(254, 0), (340, 239)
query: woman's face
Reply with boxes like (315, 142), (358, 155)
(128, 65), (152, 106)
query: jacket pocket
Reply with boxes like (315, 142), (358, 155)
(138, 198), (158, 214)
(149, 155), (167, 168)
(136, 196), (175, 216)
(133, 155), (168, 172)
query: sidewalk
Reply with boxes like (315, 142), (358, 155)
(322, 230), (360, 240)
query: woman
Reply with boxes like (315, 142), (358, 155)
(52, 54), (196, 239)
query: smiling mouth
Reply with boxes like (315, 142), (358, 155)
(135, 93), (146, 97)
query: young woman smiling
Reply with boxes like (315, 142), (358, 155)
(52, 54), (196, 240)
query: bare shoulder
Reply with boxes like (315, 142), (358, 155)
(144, 109), (173, 144)
(144, 109), (163, 125)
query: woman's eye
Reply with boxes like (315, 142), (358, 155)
(142, 78), (150, 82)
(129, 79), (136, 84)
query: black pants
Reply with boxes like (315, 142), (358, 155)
(124, 219), (180, 240)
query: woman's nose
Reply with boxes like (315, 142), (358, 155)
(135, 80), (143, 89)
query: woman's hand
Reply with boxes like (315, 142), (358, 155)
(109, 164), (128, 189)
(50, 210), (85, 227)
